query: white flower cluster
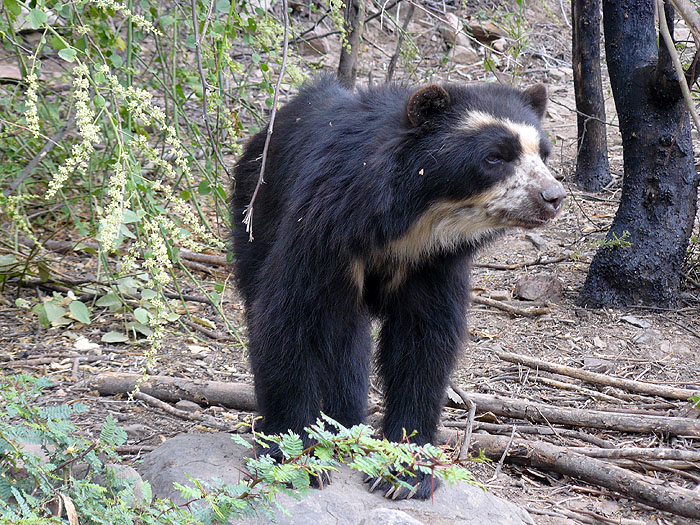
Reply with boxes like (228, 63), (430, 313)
(92, 0), (161, 35)
(100, 66), (192, 184)
(98, 152), (128, 251)
(141, 215), (174, 287)
(24, 72), (40, 138)
(47, 64), (100, 199)
(135, 142), (223, 251)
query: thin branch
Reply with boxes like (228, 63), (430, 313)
(190, 0), (231, 178)
(449, 381), (475, 460)
(657, 0), (700, 132)
(6, 117), (75, 196)
(242, 0), (290, 241)
(669, 0), (700, 44)
(385, 2), (414, 83)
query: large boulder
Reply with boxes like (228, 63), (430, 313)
(137, 433), (534, 524)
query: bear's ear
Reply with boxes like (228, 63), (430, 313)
(522, 83), (548, 120)
(406, 85), (451, 127)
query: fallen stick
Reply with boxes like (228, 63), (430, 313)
(132, 391), (229, 431)
(448, 391), (700, 437)
(471, 296), (550, 317)
(530, 375), (624, 404)
(18, 237), (227, 267)
(89, 373), (257, 412)
(92, 375), (700, 437)
(444, 420), (615, 448)
(569, 446), (700, 462)
(439, 429), (700, 520)
(495, 348), (697, 400)
(473, 255), (568, 271)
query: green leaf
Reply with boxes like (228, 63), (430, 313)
(159, 14), (175, 27)
(96, 293), (122, 307)
(58, 48), (78, 63)
(122, 209), (141, 224)
(127, 321), (152, 337)
(133, 307), (150, 324)
(93, 94), (106, 107)
(100, 415), (127, 447)
(141, 289), (157, 300)
(44, 301), (65, 324)
(32, 303), (49, 328)
(197, 179), (211, 195)
(215, 0), (231, 13)
(5, 0), (21, 18)
(101, 331), (129, 343)
(69, 301), (91, 324)
(110, 53), (123, 68)
(28, 8), (48, 30)
(49, 35), (66, 50)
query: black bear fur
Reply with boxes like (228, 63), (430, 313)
(230, 76), (564, 499)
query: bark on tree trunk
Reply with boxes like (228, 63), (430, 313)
(572, 0), (611, 191)
(579, 0), (698, 307)
(337, 0), (364, 89)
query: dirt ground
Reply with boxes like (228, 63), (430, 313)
(2, 1), (700, 524)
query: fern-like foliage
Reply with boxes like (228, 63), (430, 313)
(0, 375), (480, 523)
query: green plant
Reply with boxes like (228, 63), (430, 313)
(590, 230), (633, 250)
(0, 0), (317, 363)
(0, 375), (480, 523)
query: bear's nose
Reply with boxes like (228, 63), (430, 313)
(539, 184), (566, 214)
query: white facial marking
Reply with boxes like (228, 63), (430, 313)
(482, 153), (559, 222)
(461, 110), (541, 155)
(387, 156), (561, 265)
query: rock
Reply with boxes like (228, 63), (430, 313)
(174, 399), (201, 412)
(632, 328), (662, 347)
(524, 232), (548, 252)
(514, 275), (563, 302)
(592, 336), (607, 349)
(100, 464), (152, 508)
(438, 13), (461, 46)
(489, 290), (511, 301)
(492, 38), (508, 53)
(122, 423), (149, 439)
(449, 44), (479, 64)
(358, 508), (424, 524)
(297, 32), (329, 57)
(583, 356), (614, 374)
(138, 433), (534, 525)
(620, 315), (651, 329)
(69, 462), (151, 508)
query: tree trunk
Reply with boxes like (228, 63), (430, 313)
(579, 0), (698, 307)
(337, 0), (364, 89)
(572, 0), (611, 191)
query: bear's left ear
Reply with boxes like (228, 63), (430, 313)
(522, 84), (547, 120)
(407, 85), (451, 127)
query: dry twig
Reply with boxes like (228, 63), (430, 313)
(471, 295), (550, 317)
(496, 348), (697, 400)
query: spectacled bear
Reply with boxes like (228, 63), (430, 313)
(230, 76), (565, 499)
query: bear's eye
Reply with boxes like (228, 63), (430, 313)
(485, 154), (503, 165)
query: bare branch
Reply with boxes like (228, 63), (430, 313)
(657, 0), (700, 132)
(242, 0), (290, 241)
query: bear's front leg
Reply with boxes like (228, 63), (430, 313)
(372, 254), (470, 499)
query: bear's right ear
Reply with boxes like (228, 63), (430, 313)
(406, 85), (451, 127)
